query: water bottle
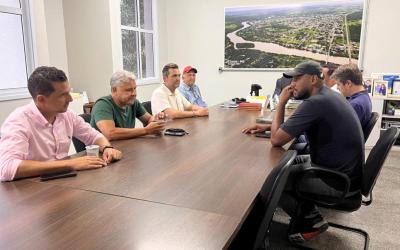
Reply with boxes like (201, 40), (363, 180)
(274, 94), (280, 107)
(270, 94), (279, 111)
(270, 95), (275, 111)
(265, 95), (271, 109)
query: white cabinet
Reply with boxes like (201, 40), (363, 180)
(368, 97), (400, 148)
(366, 98), (383, 148)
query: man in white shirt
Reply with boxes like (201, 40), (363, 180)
(322, 64), (339, 92)
(151, 63), (208, 119)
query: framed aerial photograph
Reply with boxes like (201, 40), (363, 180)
(224, 0), (368, 69)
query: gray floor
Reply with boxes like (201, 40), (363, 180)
(271, 149), (400, 250)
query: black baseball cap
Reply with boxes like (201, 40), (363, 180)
(283, 60), (323, 79)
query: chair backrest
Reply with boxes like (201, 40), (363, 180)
(142, 101), (152, 115)
(253, 150), (297, 249)
(363, 112), (379, 141)
(80, 113), (91, 123)
(362, 127), (399, 196)
(72, 114), (92, 153)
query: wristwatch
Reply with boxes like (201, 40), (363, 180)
(101, 145), (114, 153)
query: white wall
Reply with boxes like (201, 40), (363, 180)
(62, 0), (114, 100)
(362, 0), (400, 75)
(43, 0), (69, 72)
(62, 0), (168, 103)
(164, 0), (400, 106)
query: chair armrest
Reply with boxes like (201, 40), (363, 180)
(295, 165), (351, 207)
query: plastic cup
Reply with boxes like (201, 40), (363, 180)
(86, 145), (99, 157)
(223, 101), (230, 108)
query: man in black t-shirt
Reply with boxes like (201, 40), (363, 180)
(270, 61), (364, 243)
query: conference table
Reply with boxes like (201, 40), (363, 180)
(0, 106), (286, 249)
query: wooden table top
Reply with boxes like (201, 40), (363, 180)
(0, 181), (239, 250)
(33, 107), (285, 218)
(6, 106), (286, 249)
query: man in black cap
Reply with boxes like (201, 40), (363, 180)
(245, 60), (364, 243)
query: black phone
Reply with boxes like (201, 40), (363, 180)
(40, 168), (77, 181)
(232, 97), (246, 104)
(255, 131), (271, 138)
(164, 128), (188, 136)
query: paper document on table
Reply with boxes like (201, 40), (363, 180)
(246, 95), (269, 107)
(285, 99), (302, 109)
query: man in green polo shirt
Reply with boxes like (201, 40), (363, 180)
(91, 70), (165, 141)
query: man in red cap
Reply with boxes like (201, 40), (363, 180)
(178, 65), (207, 107)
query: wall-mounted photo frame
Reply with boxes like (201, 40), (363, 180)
(373, 80), (388, 98)
(363, 77), (373, 95)
(391, 80), (400, 97)
(224, 0), (368, 70)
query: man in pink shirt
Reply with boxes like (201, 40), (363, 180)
(0, 66), (122, 181)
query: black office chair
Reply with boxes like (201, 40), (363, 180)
(363, 112), (379, 141)
(142, 101), (152, 115)
(288, 135), (309, 155)
(294, 127), (399, 250)
(72, 113), (92, 153)
(229, 150), (297, 250)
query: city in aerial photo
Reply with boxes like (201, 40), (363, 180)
(224, 0), (365, 68)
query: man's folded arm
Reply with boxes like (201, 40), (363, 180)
(162, 108), (196, 119)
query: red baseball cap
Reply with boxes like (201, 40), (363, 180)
(183, 66), (198, 74)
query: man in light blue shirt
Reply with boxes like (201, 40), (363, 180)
(178, 66), (207, 107)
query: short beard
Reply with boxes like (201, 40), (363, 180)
(294, 89), (311, 100)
